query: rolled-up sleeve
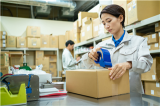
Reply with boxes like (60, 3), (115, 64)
(131, 38), (153, 74)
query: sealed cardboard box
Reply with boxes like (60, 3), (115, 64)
(144, 81), (160, 97)
(41, 35), (49, 48)
(73, 20), (81, 33)
(0, 31), (7, 39)
(44, 55), (57, 62)
(65, 31), (70, 42)
(0, 66), (9, 77)
(78, 12), (98, 27)
(49, 69), (57, 77)
(35, 51), (44, 59)
(80, 27), (86, 42)
(58, 35), (65, 49)
(148, 43), (159, 51)
(26, 26), (40, 37)
(73, 33), (80, 44)
(7, 36), (16, 47)
(49, 62), (57, 69)
(127, 0), (159, 25)
(66, 69), (130, 98)
(141, 57), (160, 81)
(50, 35), (59, 48)
(102, 36), (112, 41)
(27, 37), (41, 48)
(155, 22), (160, 32)
(10, 53), (23, 66)
(0, 40), (6, 48)
(148, 33), (159, 44)
(0, 53), (9, 66)
(36, 57), (49, 72)
(93, 18), (101, 38)
(17, 36), (26, 48)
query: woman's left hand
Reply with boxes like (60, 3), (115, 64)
(109, 62), (132, 80)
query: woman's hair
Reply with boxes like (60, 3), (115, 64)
(100, 4), (125, 28)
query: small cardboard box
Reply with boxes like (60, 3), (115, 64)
(17, 36), (26, 48)
(66, 69), (130, 98)
(26, 26), (40, 37)
(93, 18), (101, 38)
(148, 43), (159, 51)
(0, 40), (6, 48)
(41, 35), (49, 48)
(155, 22), (160, 32)
(0, 31), (7, 39)
(127, 0), (159, 25)
(27, 37), (41, 48)
(58, 35), (65, 49)
(49, 69), (57, 77)
(44, 55), (57, 62)
(10, 52), (23, 66)
(50, 35), (59, 48)
(0, 66), (9, 77)
(78, 12), (98, 27)
(35, 51), (44, 59)
(141, 57), (160, 81)
(147, 33), (159, 44)
(7, 36), (16, 47)
(73, 20), (81, 33)
(0, 53), (9, 66)
(49, 62), (57, 69)
(144, 81), (160, 97)
(36, 57), (49, 72)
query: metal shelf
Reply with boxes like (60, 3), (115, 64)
(125, 14), (160, 31)
(75, 51), (89, 55)
(1, 48), (58, 51)
(150, 49), (160, 54)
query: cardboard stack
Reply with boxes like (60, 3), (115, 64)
(9, 52), (23, 66)
(141, 57), (160, 97)
(58, 35), (65, 49)
(17, 37), (26, 48)
(72, 21), (80, 44)
(7, 36), (16, 48)
(50, 35), (59, 48)
(26, 26), (41, 48)
(0, 31), (7, 48)
(65, 31), (70, 42)
(41, 35), (49, 48)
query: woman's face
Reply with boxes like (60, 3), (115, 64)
(101, 13), (123, 35)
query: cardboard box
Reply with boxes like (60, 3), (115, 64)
(17, 36), (26, 48)
(36, 57), (49, 72)
(27, 37), (41, 48)
(73, 20), (81, 33)
(147, 33), (159, 44)
(65, 31), (70, 42)
(73, 33), (80, 44)
(30, 65), (36, 70)
(80, 27), (86, 42)
(127, 0), (159, 25)
(50, 35), (59, 48)
(44, 55), (57, 62)
(35, 51), (44, 59)
(102, 36), (112, 41)
(66, 69), (130, 98)
(141, 57), (160, 81)
(0, 66), (9, 77)
(10, 53), (23, 66)
(49, 69), (57, 77)
(93, 18), (101, 38)
(155, 22), (160, 32)
(26, 26), (40, 37)
(58, 35), (65, 49)
(0, 53), (9, 66)
(49, 62), (57, 69)
(148, 43), (159, 51)
(7, 36), (16, 47)
(0, 40), (6, 48)
(0, 31), (7, 39)
(78, 12), (98, 27)
(41, 35), (49, 48)
(144, 81), (160, 97)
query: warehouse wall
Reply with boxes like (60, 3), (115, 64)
(0, 16), (73, 36)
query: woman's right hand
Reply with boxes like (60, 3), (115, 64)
(88, 47), (101, 61)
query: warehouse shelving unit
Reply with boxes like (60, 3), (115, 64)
(74, 14), (160, 59)
(1, 48), (61, 77)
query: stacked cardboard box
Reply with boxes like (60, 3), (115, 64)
(9, 52), (23, 66)
(141, 57), (160, 97)
(49, 35), (59, 48)
(17, 36), (26, 48)
(72, 21), (81, 44)
(65, 31), (70, 42)
(0, 31), (7, 48)
(6, 36), (16, 48)
(41, 35), (49, 48)
(26, 26), (41, 48)
(58, 35), (65, 49)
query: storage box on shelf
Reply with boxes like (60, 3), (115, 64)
(58, 35), (65, 49)
(73, 20), (81, 33)
(127, 0), (160, 25)
(50, 35), (59, 48)
(155, 22), (160, 32)
(41, 35), (49, 48)
(10, 52), (23, 66)
(0, 31), (7, 39)
(7, 36), (16, 47)
(0, 40), (6, 48)
(65, 31), (70, 42)
(0, 53), (9, 66)
(44, 55), (57, 62)
(147, 33), (159, 44)
(49, 62), (57, 77)
(73, 33), (80, 44)
(26, 26), (40, 37)
(17, 37), (26, 48)
(0, 66), (9, 77)
(27, 37), (41, 48)
(35, 51), (44, 59)
(148, 43), (159, 51)
(0, 31), (7, 48)
(93, 18), (101, 38)
(36, 57), (49, 72)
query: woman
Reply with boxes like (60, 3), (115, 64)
(81, 4), (153, 94)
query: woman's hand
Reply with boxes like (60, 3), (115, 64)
(88, 47), (101, 61)
(109, 62), (132, 80)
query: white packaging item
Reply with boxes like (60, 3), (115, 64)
(21, 43), (24, 46)
(3, 31), (6, 35)
(44, 42), (47, 44)
(155, 43), (158, 47)
(2, 40), (6, 43)
(156, 82), (160, 87)
(33, 43), (36, 46)
(2, 35), (5, 39)
(152, 75), (156, 80)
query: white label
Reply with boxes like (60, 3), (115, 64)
(155, 23), (159, 27)
(2, 35), (5, 39)
(128, 7), (131, 11)
(83, 22), (85, 26)
(151, 90), (154, 95)
(3, 44), (6, 47)
(74, 27), (76, 30)
(82, 32), (85, 37)
(152, 34), (156, 38)
(159, 32), (160, 37)
(152, 75), (156, 80)
(94, 26), (98, 32)
(87, 26), (90, 31)
(148, 45), (151, 49)
(75, 34), (76, 37)
(3, 31), (6, 35)
(156, 82), (160, 87)
(75, 39), (76, 41)
(44, 42), (47, 44)
(33, 43), (36, 46)
(155, 43), (158, 47)
(132, 0), (136, 7)
(21, 43), (24, 46)
(2, 40), (6, 43)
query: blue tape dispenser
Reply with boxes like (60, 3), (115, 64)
(94, 48), (112, 68)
